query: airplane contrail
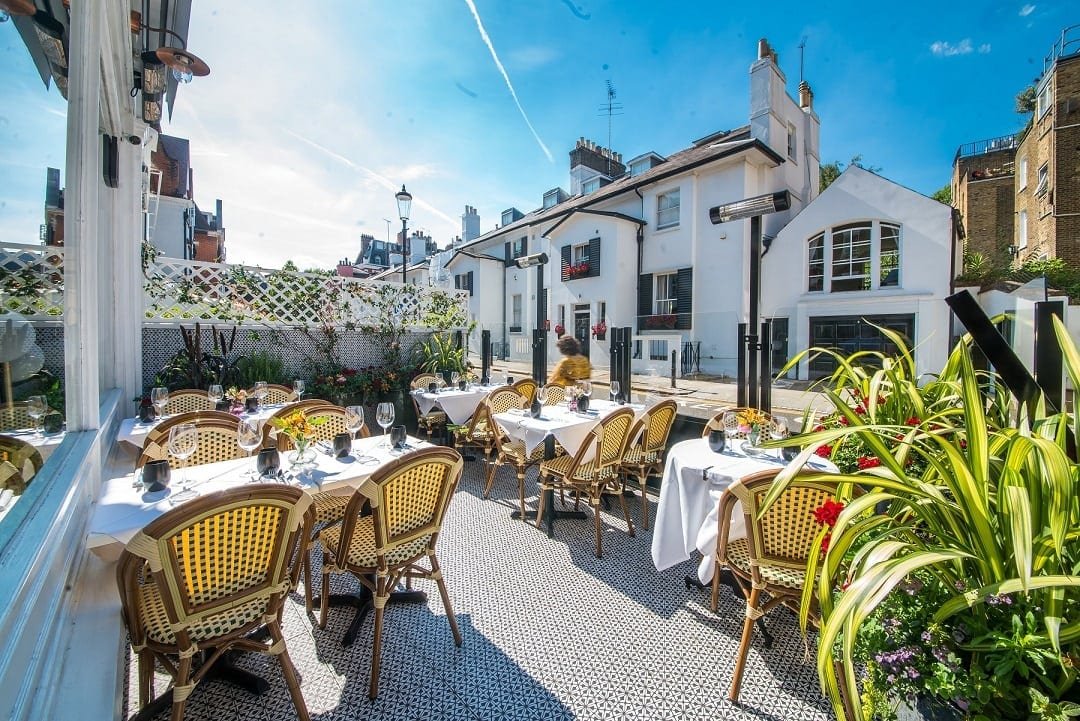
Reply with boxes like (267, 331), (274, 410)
(285, 129), (459, 227)
(463, 0), (554, 163)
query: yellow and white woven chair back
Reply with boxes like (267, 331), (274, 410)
(0, 459), (26, 494)
(0, 434), (43, 487)
(487, 387), (523, 414)
(410, 373), (439, 390)
(0, 402), (33, 432)
(511, 378), (536, 404)
(143, 411), (239, 455)
(730, 469), (840, 574)
(138, 418), (244, 470)
(593, 407), (636, 472)
(168, 389), (214, 415)
(255, 384), (296, 405)
(352, 447), (463, 558)
(640, 400), (677, 454)
(117, 484), (311, 650)
(541, 385), (566, 406)
(704, 407), (785, 440)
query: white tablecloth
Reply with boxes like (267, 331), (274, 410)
(493, 399), (643, 458)
(651, 437), (836, 584)
(1, 427), (66, 461)
(87, 434), (430, 555)
(412, 386), (495, 425)
(116, 403), (290, 448)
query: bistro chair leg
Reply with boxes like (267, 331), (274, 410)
(638, 473), (650, 530)
(617, 487), (635, 538)
(516, 470), (527, 518)
(729, 586), (762, 702)
(592, 495), (603, 558)
(534, 479), (548, 529)
(169, 654), (194, 721)
(430, 552), (462, 646)
(270, 621), (311, 721)
(483, 457), (499, 498)
(137, 650), (154, 708)
(369, 574), (389, 700)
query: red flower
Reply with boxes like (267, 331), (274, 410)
(905, 416), (920, 426)
(813, 498), (845, 527)
(894, 433), (905, 441)
(854, 404), (867, 415)
(821, 532), (832, 553)
(343, 368), (358, 377)
(959, 438), (968, 449)
(838, 416), (849, 426)
(877, 395), (887, 405)
(814, 445), (832, 458)
(857, 456), (881, 470)
(813, 424), (825, 432)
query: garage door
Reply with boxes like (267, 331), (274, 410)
(808, 314), (915, 379)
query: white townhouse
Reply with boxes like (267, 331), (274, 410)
(447, 38), (821, 374)
(763, 165), (960, 381)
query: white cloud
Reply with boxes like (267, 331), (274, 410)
(930, 39), (985, 57)
(1019, 4), (1035, 16)
(507, 45), (561, 71)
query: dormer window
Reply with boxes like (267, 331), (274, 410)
(582, 178), (600, 194)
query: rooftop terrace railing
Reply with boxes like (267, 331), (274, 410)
(954, 133), (1020, 161)
(1043, 23), (1080, 74)
(0, 242), (65, 320)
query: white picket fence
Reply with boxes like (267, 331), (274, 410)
(1, 243), (469, 330)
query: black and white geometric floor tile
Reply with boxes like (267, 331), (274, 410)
(123, 461), (835, 721)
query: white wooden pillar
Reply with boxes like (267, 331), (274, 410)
(63, 0), (103, 430)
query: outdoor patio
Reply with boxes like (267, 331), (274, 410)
(123, 458), (831, 721)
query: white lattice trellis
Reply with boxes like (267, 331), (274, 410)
(0, 243), (65, 320)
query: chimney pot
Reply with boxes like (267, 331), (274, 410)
(798, 80), (814, 109)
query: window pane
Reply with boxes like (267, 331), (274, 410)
(880, 224), (900, 287)
(657, 190), (680, 228)
(807, 234), (824, 292)
(654, 273), (676, 314)
(830, 224), (871, 292)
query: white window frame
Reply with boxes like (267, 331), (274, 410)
(598, 300), (606, 323)
(512, 294), (523, 328)
(1036, 80), (1052, 119)
(879, 223), (901, 288)
(572, 243), (590, 266)
(511, 236), (527, 258)
(829, 223), (873, 292)
(656, 189), (680, 230)
(1018, 156), (1028, 191)
(654, 272), (677, 315)
(787, 122), (797, 161)
(582, 178), (600, 194)
(1036, 163), (1049, 196)
(1018, 210), (1028, 250)
(807, 233), (824, 292)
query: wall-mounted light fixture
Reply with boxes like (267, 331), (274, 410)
(1007, 244), (1020, 258)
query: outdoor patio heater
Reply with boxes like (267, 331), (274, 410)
(709, 190), (790, 413)
(514, 252), (549, 384)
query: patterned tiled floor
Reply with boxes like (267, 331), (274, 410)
(123, 460), (834, 720)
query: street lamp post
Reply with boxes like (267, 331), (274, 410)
(709, 190), (791, 413)
(395, 185), (412, 285)
(514, 252), (549, 384)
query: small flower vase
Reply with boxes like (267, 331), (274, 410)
(289, 437), (317, 470)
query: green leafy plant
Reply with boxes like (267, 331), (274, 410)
(766, 321), (1080, 720)
(234, 350), (286, 387)
(415, 333), (466, 374)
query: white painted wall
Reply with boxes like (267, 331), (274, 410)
(765, 165), (956, 381)
(151, 194), (193, 259)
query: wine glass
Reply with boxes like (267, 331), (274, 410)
(167, 423), (199, 503)
(292, 379), (305, 401)
(237, 418), (262, 479)
(253, 381), (268, 407)
(610, 380), (621, 403)
(436, 376), (447, 393)
(450, 371), (460, 388)
(376, 402), (395, 448)
(345, 405), (364, 438)
(207, 384), (224, 407)
(27, 395), (47, 437)
(579, 380), (592, 398)
(150, 387), (169, 419)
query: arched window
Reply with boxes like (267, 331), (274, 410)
(830, 222), (872, 292)
(808, 234), (824, 292)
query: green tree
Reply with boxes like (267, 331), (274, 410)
(931, 183), (952, 204)
(819, 154), (882, 192)
(1015, 85), (1036, 114)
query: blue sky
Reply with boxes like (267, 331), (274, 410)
(0, 1), (1072, 268)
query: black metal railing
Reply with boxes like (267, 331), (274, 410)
(680, 341), (701, 375)
(954, 133), (1020, 160)
(637, 312), (691, 331)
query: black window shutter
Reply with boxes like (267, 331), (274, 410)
(676, 267), (693, 330)
(561, 245), (572, 282)
(588, 237), (601, 277)
(467, 271), (474, 296)
(638, 273), (653, 329)
(504, 242), (511, 265)
(522, 236), (528, 256)
(454, 274), (461, 290)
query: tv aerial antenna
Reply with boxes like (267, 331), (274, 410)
(798, 36), (807, 82)
(598, 80), (623, 173)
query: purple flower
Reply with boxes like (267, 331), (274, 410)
(921, 631), (932, 643)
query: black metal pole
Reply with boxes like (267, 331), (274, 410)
(747, 214), (762, 410)
(1035, 300), (1064, 411)
(759, 319), (772, 414)
(736, 322), (747, 408)
(533, 263), (547, 384)
(400, 218), (408, 285)
(481, 329), (492, 384)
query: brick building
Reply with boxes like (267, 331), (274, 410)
(952, 27), (1080, 268)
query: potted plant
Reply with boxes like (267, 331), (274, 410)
(764, 322), (1080, 720)
(568, 262), (589, 279)
(554, 323), (566, 336)
(591, 321), (607, 340)
(415, 333), (467, 386)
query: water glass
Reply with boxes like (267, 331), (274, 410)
(253, 381), (268, 405)
(610, 380), (621, 403)
(167, 423), (198, 503)
(150, 387), (169, 419)
(345, 405), (364, 438)
(27, 395), (47, 437)
(207, 384), (224, 406)
(376, 402), (395, 448)
(450, 371), (460, 387)
(292, 379), (305, 400)
(237, 418), (262, 478)
(579, 380), (592, 398)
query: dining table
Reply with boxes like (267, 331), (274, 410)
(492, 398), (645, 535)
(651, 436), (836, 585)
(1, 426), (66, 461)
(115, 403), (290, 448)
(410, 384), (499, 425)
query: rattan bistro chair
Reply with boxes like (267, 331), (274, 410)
(702, 407), (787, 440)
(410, 374), (448, 441)
(318, 447), (464, 700)
(450, 388), (522, 461)
(137, 416), (244, 470)
(0, 434), (43, 493)
(511, 378), (537, 405)
(143, 411), (239, 454)
(537, 407), (637, 558)
(166, 389), (214, 415)
(117, 484), (313, 721)
(484, 406), (549, 516)
(620, 399), (677, 530)
(711, 468), (854, 714)
(540, 384), (566, 406)
(0, 402), (33, 432)
(251, 383), (296, 405)
(0, 460), (26, 495)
